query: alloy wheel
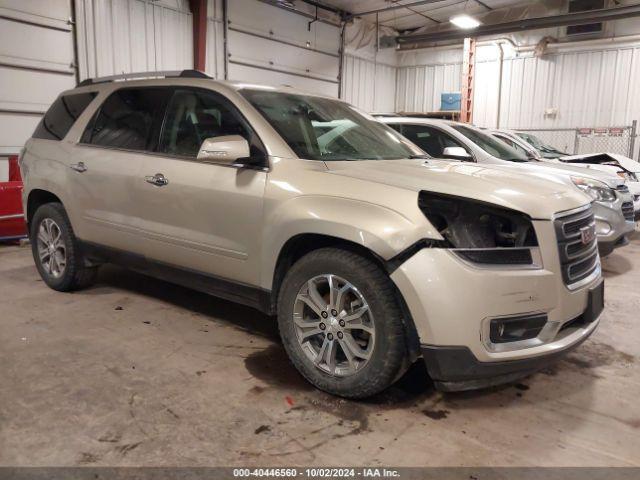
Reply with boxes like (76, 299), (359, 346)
(293, 274), (375, 377)
(36, 218), (67, 279)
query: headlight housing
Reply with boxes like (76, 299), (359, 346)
(571, 176), (617, 202)
(418, 192), (539, 266)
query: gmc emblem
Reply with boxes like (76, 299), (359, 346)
(580, 224), (596, 245)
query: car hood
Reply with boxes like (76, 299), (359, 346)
(324, 159), (589, 219)
(559, 153), (640, 174)
(529, 160), (625, 188)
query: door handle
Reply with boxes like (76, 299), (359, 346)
(70, 162), (87, 173)
(145, 173), (169, 187)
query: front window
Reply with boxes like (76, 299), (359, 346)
(516, 132), (564, 154)
(451, 125), (528, 162)
(240, 90), (421, 161)
(159, 89), (263, 158)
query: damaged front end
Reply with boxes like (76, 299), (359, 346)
(417, 191), (540, 267)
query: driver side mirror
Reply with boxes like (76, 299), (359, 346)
(442, 146), (472, 161)
(197, 135), (250, 165)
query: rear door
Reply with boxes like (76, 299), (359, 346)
(68, 87), (171, 253)
(133, 87), (267, 285)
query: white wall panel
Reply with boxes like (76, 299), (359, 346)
(396, 63), (461, 113)
(205, 0), (224, 79)
(75, 0), (193, 80)
(395, 40), (640, 156)
(342, 55), (396, 113)
(495, 47), (640, 130)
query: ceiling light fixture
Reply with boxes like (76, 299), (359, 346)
(450, 14), (481, 29)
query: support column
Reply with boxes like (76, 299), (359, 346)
(189, 0), (207, 72)
(460, 37), (476, 124)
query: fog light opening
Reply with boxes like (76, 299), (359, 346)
(489, 314), (547, 344)
(595, 220), (611, 235)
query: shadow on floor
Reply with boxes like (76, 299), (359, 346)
(78, 264), (599, 407)
(602, 253), (633, 277)
(89, 264), (280, 341)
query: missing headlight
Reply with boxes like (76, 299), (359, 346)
(418, 191), (539, 266)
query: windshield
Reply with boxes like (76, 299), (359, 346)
(241, 89), (422, 161)
(451, 125), (529, 162)
(516, 132), (562, 153)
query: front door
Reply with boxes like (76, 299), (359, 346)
(133, 88), (267, 286)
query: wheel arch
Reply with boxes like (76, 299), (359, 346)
(269, 233), (422, 364)
(26, 189), (64, 225)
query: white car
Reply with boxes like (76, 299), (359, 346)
(493, 129), (640, 217)
(378, 117), (636, 256)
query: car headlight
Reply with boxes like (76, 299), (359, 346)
(418, 191), (539, 265)
(571, 176), (617, 202)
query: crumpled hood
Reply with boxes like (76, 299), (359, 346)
(559, 153), (640, 174)
(518, 160), (626, 189)
(325, 159), (589, 219)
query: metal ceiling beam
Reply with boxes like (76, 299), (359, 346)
(298, 0), (348, 17)
(397, 3), (640, 45)
(346, 0), (447, 19)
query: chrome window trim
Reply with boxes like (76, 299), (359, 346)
(73, 143), (271, 172)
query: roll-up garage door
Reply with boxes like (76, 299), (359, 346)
(227, 0), (341, 97)
(0, 0), (76, 155)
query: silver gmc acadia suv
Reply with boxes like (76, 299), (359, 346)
(20, 70), (604, 398)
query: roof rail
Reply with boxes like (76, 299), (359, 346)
(77, 69), (212, 87)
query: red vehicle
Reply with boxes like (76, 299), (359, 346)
(0, 155), (27, 241)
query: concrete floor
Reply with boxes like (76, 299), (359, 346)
(1, 233), (639, 467)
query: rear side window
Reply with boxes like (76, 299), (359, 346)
(398, 124), (465, 158)
(81, 88), (168, 151)
(33, 92), (97, 141)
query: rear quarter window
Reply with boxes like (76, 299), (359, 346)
(32, 92), (97, 141)
(81, 87), (169, 151)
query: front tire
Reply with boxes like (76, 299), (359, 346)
(277, 248), (408, 398)
(30, 202), (98, 291)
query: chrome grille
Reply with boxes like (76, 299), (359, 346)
(622, 202), (635, 221)
(555, 207), (599, 287)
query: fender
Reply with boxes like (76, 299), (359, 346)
(260, 194), (441, 290)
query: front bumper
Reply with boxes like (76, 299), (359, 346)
(592, 198), (635, 256)
(390, 219), (603, 390)
(422, 319), (597, 391)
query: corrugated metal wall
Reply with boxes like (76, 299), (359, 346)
(75, 0), (194, 80)
(396, 42), (640, 130)
(396, 62), (462, 113)
(341, 55), (396, 113)
(205, 0), (224, 79)
(496, 46), (640, 129)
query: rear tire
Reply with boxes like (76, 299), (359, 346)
(277, 248), (408, 399)
(30, 202), (98, 291)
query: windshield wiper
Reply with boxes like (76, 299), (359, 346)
(409, 154), (430, 159)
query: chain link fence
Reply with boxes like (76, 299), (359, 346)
(515, 122), (637, 159)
